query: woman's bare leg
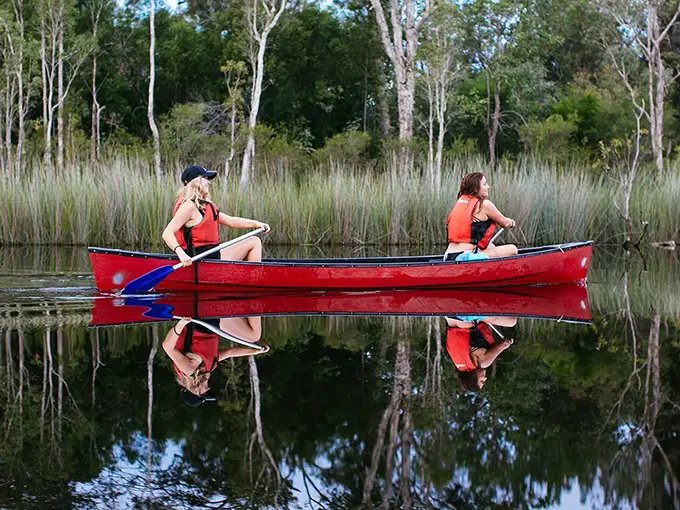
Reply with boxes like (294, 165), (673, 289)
(482, 243), (518, 258)
(483, 316), (518, 327)
(220, 237), (263, 261)
(219, 316), (262, 343)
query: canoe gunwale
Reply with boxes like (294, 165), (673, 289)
(88, 241), (593, 268)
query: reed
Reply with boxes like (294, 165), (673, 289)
(1, 154), (678, 246)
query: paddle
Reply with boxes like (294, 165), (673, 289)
(489, 227), (505, 244)
(176, 316), (267, 351)
(121, 227), (265, 294)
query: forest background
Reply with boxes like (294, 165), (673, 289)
(1, 0), (680, 247)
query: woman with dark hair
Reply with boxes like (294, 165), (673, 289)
(445, 172), (518, 260)
(445, 316), (516, 392)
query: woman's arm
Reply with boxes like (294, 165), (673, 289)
(218, 345), (270, 361)
(218, 212), (269, 231)
(162, 319), (196, 374)
(482, 201), (515, 229)
(476, 338), (514, 368)
(162, 202), (195, 266)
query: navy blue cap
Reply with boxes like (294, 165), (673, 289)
(181, 165), (217, 185)
(181, 389), (217, 407)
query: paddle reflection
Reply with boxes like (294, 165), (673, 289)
(444, 315), (516, 391)
(162, 316), (268, 406)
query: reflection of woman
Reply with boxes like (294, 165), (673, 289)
(445, 316), (516, 391)
(161, 165), (270, 268)
(162, 316), (269, 405)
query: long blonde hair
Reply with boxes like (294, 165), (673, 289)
(176, 178), (211, 212)
(176, 370), (211, 395)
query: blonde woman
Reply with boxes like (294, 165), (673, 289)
(163, 316), (269, 406)
(161, 165), (270, 267)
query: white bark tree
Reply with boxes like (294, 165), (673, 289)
(221, 60), (247, 180)
(600, 0), (680, 174)
(86, 0), (109, 161)
(148, 0), (161, 181)
(418, 4), (462, 191)
(369, 0), (433, 143)
(240, 0), (287, 189)
(39, 0), (90, 171)
(0, 0), (35, 178)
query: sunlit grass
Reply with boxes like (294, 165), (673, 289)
(1, 154), (679, 246)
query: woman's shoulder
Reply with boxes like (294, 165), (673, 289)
(480, 199), (497, 210)
(175, 198), (199, 212)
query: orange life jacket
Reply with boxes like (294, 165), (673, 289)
(173, 199), (220, 255)
(445, 323), (495, 372)
(446, 195), (495, 250)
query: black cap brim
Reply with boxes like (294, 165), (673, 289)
(181, 389), (217, 407)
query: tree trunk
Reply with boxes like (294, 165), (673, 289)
(57, 22), (64, 172)
(41, 24), (52, 169)
(370, 0), (429, 172)
(377, 60), (391, 138)
(148, 0), (162, 181)
(434, 65), (448, 191)
(486, 72), (501, 171)
(91, 54), (100, 161)
(426, 81), (435, 188)
(241, 0), (287, 189)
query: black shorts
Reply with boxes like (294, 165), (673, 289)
(192, 244), (221, 260)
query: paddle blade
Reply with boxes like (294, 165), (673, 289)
(121, 265), (174, 294)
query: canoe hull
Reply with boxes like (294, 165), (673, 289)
(90, 284), (591, 327)
(88, 242), (592, 293)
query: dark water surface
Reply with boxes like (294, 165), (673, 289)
(0, 245), (678, 509)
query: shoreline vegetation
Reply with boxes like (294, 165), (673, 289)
(1, 154), (679, 248)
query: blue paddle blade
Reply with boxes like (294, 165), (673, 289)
(121, 265), (174, 294)
(123, 297), (176, 320)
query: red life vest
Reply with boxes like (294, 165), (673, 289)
(447, 195), (495, 250)
(173, 198), (220, 254)
(445, 323), (495, 372)
(173, 327), (219, 378)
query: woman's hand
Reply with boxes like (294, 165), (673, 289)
(177, 248), (192, 267)
(502, 338), (514, 347)
(254, 221), (271, 233)
(173, 318), (192, 335)
(506, 218), (516, 229)
(255, 344), (271, 354)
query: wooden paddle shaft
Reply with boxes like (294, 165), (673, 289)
(172, 227), (265, 270)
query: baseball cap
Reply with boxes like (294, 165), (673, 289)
(181, 165), (217, 185)
(181, 389), (217, 407)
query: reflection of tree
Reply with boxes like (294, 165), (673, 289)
(0, 309), (679, 508)
(601, 312), (680, 509)
(246, 356), (282, 498)
(362, 318), (412, 509)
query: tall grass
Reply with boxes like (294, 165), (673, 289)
(1, 154), (679, 246)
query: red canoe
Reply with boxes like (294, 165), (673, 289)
(90, 284), (591, 327)
(88, 242), (592, 293)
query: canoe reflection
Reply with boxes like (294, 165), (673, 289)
(90, 284), (591, 327)
(445, 315), (516, 392)
(163, 316), (269, 406)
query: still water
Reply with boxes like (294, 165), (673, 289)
(0, 245), (678, 509)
